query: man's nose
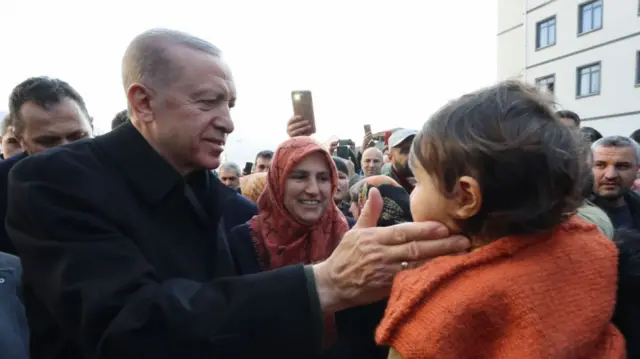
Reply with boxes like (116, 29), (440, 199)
(603, 166), (618, 179)
(215, 108), (234, 134)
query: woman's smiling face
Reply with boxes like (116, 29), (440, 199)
(283, 152), (333, 225)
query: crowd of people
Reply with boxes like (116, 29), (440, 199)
(1, 27), (640, 359)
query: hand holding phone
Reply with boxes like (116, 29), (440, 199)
(364, 124), (372, 136)
(243, 162), (253, 176)
(290, 90), (316, 137)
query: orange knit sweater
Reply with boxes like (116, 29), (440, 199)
(376, 217), (626, 359)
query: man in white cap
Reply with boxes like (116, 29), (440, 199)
(382, 128), (417, 193)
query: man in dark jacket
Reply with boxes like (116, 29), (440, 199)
(591, 136), (640, 231)
(0, 77), (92, 255)
(7, 28), (469, 359)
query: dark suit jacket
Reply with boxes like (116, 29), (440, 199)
(6, 123), (323, 359)
(228, 221), (388, 359)
(0, 152), (28, 255)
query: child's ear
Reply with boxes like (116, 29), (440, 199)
(450, 176), (482, 219)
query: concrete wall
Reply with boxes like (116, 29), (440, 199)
(498, 0), (640, 136)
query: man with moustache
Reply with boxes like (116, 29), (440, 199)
(590, 136), (640, 231)
(6, 29), (469, 359)
(219, 161), (242, 191)
(382, 129), (417, 193)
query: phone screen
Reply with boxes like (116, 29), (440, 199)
(336, 146), (350, 160)
(364, 124), (372, 136)
(291, 90), (316, 134)
(243, 162), (253, 175)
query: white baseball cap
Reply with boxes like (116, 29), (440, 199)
(388, 129), (417, 148)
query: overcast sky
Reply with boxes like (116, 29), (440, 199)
(0, 0), (497, 164)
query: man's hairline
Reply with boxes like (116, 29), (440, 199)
(124, 42), (227, 118)
(220, 163), (241, 177)
(13, 98), (91, 134)
(593, 143), (640, 164)
(127, 41), (223, 89)
(362, 147), (384, 161)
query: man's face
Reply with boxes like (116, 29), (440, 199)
(17, 98), (92, 155)
(335, 171), (350, 203)
(254, 156), (271, 173)
(219, 168), (240, 189)
(361, 148), (383, 177)
(135, 46), (235, 174)
(559, 117), (578, 129)
(2, 126), (22, 158)
(592, 146), (638, 204)
(389, 136), (414, 177)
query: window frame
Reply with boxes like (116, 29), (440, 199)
(535, 16), (557, 50)
(576, 62), (602, 98)
(578, 0), (603, 36)
(535, 74), (556, 94)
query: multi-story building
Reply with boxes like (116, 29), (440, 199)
(498, 0), (640, 136)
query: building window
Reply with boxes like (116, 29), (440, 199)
(576, 63), (601, 97)
(536, 75), (556, 93)
(579, 0), (603, 34)
(536, 16), (556, 49)
(636, 51), (640, 85)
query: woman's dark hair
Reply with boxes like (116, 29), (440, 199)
(411, 81), (586, 239)
(579, 126), (603, 144)
(332, 156), (349, 175)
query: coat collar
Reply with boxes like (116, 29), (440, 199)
(94, 122), (183, 204)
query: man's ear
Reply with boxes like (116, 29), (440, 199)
(127, 83), (155, 124)
(450, 176), (482, 220)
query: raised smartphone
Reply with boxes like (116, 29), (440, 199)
(291, 90), (316, 134)
(243, 162), (253, 175)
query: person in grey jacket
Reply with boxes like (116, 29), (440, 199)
(0, 251), (29, 359)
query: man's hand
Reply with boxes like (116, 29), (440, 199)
(361, 134), (374, 152)
(312, 188), (470, 313)
(287, 115), (314, 137)
(326, 140), (338, 156)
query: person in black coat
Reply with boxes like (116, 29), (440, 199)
(6, 28), (470, 359)
(613, 229), (640, 358)
(0, 76), (93, 255)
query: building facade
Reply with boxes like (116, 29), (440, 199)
(498, 0), (640, 136)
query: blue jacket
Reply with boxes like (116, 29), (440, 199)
(0, 251), (29, 359)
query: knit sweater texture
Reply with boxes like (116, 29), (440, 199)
(376, 216), (625, 359)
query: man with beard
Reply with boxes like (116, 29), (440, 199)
(591, 136), (640, 231)
(577, 144), (614, 238)
(382, 129), (416, 193)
